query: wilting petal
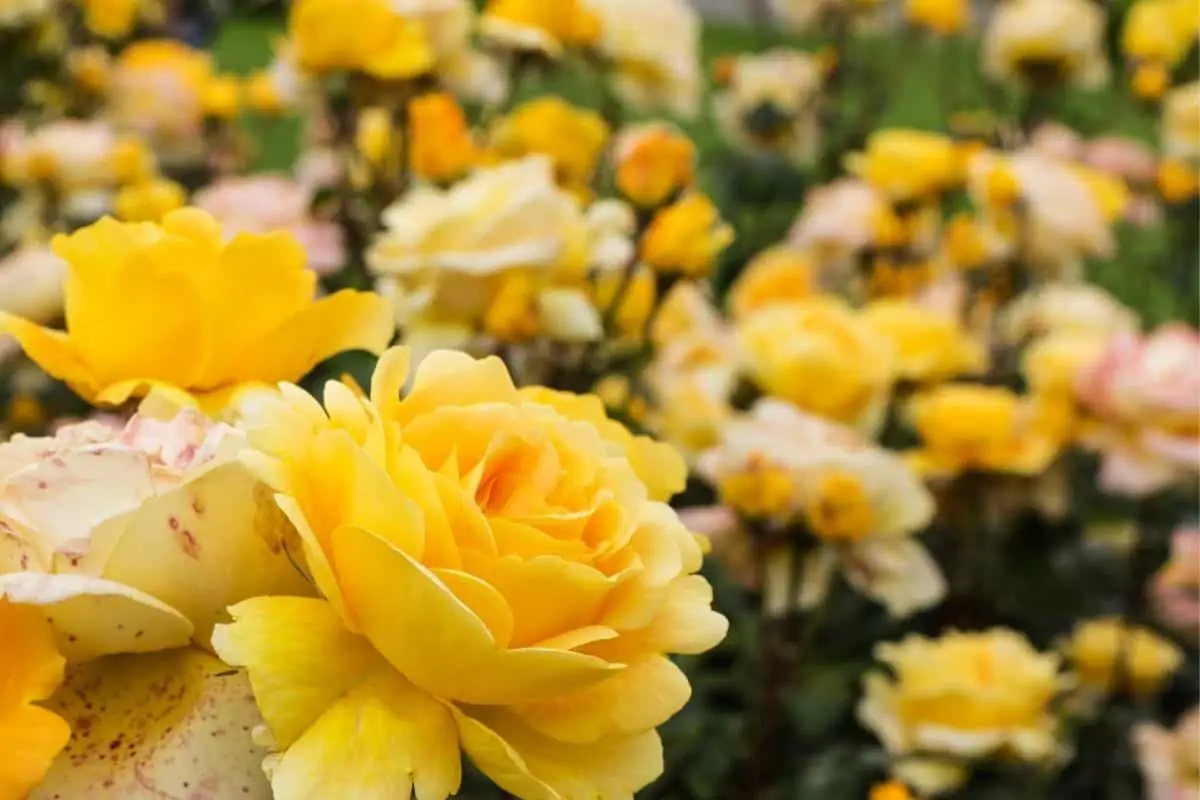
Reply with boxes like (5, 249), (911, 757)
(515, 656), (691, 744)
(455, 707), (663, 800)
(331, 525), (618, 706)
(84, 463), (313, 647)
(842, 539), (946, 617)
(212, 597), (390, 749)
(32, 649), (272, 799)
(269, 670), (461, 800)
(0, 572), (193, 662)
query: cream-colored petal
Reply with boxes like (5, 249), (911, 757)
(455, 707), (664, 800)
(212, 597), (390, 750)
(842, 539), (946, 618)
(538, 289), (603, 342)
(0, 572), (193, 663)
(269, 669), (461, 800)
(331, 525), (618, 706)
(892, 756), (970, 797)
(84, 462), (313, 647)
(32, 648), (272, 799)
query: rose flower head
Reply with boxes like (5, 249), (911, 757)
(213, 347), (728, 799)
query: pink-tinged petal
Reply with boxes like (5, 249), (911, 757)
(0, 572), (193, 663)
(33, 648), (272, 799)
(1097, 446), (1179, 498)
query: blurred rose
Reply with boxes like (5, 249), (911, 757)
(1001, 283), (1139, 343)
(713, 48), (826, 165)
(1031, 122), (1085, 161)
(194, 174), (345, 275)
(1076, 325), (1200, 497)
(788, 179), (889, 279)
(584, 0), (701, 118)
(983, 0), (1108, 89)
(1133, 708), (1200, 800)
(0, 246), (65, 324)
(3, 120), (127, 219)
(1151, 527), (1200, 642)
(1163, 81), (1200, 161)
(1084, 136), (1158, 185)
(0, 0), (51, 26)
(1063, 618), (1184, 696)
(109, 40), (213, 166)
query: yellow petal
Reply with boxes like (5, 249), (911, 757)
(397, 351), (519, 424)
(432, 568), (515, 648)
(455, 707), (663, 800)
(331, 525), (618, 705)
(212, 596), (389, 749)
(0, 313), (97, 400)
(516, 655), (691, 744)
(0, 572), (193, 663)
(584, 575), (728, 662)
(269, 670), (461, 800)
(33, 648), (272, 799)
(274, 494), (351, 626)
(87, 462), (315, 647)
(0, 600), (65, 706)
(0, 703), (70, 800)
(235, 290), (395, 385)
(368, 346), (410, 419)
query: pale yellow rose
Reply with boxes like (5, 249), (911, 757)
(860, 629), (1070, 795)
(584, 0), (701, 118)
(1001, 283), (1139, 343)
(0, 247), (65, 325)
(1133, 707), (1200, 800)
(861, 299), (986, 383)
(1063, 618), (1184, 696)
(1163, 81), (1200, 161)
(701, 400), (942, 617)
(3, 120), (133, 219)
(983, 0), (1109, 89)
(736, 297), (895, 432)
(1, 408), (313, 798)
(713, 49), (826, 164)
(769, 0), (885, 32)
(212, 348), (727, 799)
(109, 39), (213, 166)
(0, 0), (51, 27)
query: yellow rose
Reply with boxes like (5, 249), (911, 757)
(112, 176), (186, 222)
(1157, 158), (1200, 201)
(728, 246), (816, 320)
(408, 91), (476, 184)
(1122, 0), (1196, 71)
(66, 45), (112, 94)
(1064, 618), (1184, 695)
(1022, 332), (1108, 398)
(906, 0), (969, 35)
(861, 299), (986, 383)
(288, 0), (433, 79)
(368, 157), (615, 358)
(871, 780), (916, 800)
(1163, 81), (1200, 161)
(1133, 707), (1200, 800)
(212, 348), (727, 799)
(701, 399), (942, 617)
(982, 0), (1109, 89)
(585, 0), (702, 118)
(0, 209), (394, 411)
(78, 0), (140, 38)
(907, 384), (1062, 477)
(4, 120), (127, 216)
(243, 70), (286, 115)
(845, 128), (963, 202)
(490, 96), (609, 192)
(860, 629), (1068, 796)
(640, 192), (734, 278)
(712, 48), (826, 164)
(613, 122), (696, 208)
(201, 73), (241, 119)
(480, 0), (599, 56)
(1, 409), (314, 798)
(0, 247), (65, 325)
(736, 298), (895, 431)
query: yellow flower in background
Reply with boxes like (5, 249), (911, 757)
(108, 135), (156, 183)
(1065, 618), (1184, 695)
(490, 96), (609, 192)
(845, 129), (963, 202)
(0, 409), (313, 797)
(982, 0), (1109, 89)
(712, 48), (826, 164)
(736, 298), (895, 432)
(213, 348), (727, 800)
(0, 208), (394, 411)
(354, 106), (397, 176)
(641, 193), (734, 278)
(1158, 158), (1200, 201)
(728, 246), (815, 320)
(480, 0), (599, 56)
(861, 299), (986, 383)
(906, 0), (969, 36)
(110, 39), (213, 165)
(1163, 81), (1200, 161)
(941, 213), (999, 270)
(244, 70), (286, 115)
(288, 0), (433, 79)
(613, 122), (696, 208)
(700, 400), (942, 616)
(1071, 164), (1131, 224)
(871, 781), (916, 800)
(78, 0), (141, 38)
(67, 45), (112, 94)
(585, 0), (702, 118)
(592, 263), (657, 337)
(860, 629), (1068, 796)
(1022, 333), (1107, 399)
(113, 176), (186, 222)
(1000, 283), (1138, 343)
(0, 0), (52, 27)
(907, 384), (1062, 477)
(0, 602), (70, 800)
(0, 247), (66, 326)
(408, 91), (476, 184)
(1122, 0), (1196, 74)
(1132, 61), (1170, 101)
(201, 73), (241, 119)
